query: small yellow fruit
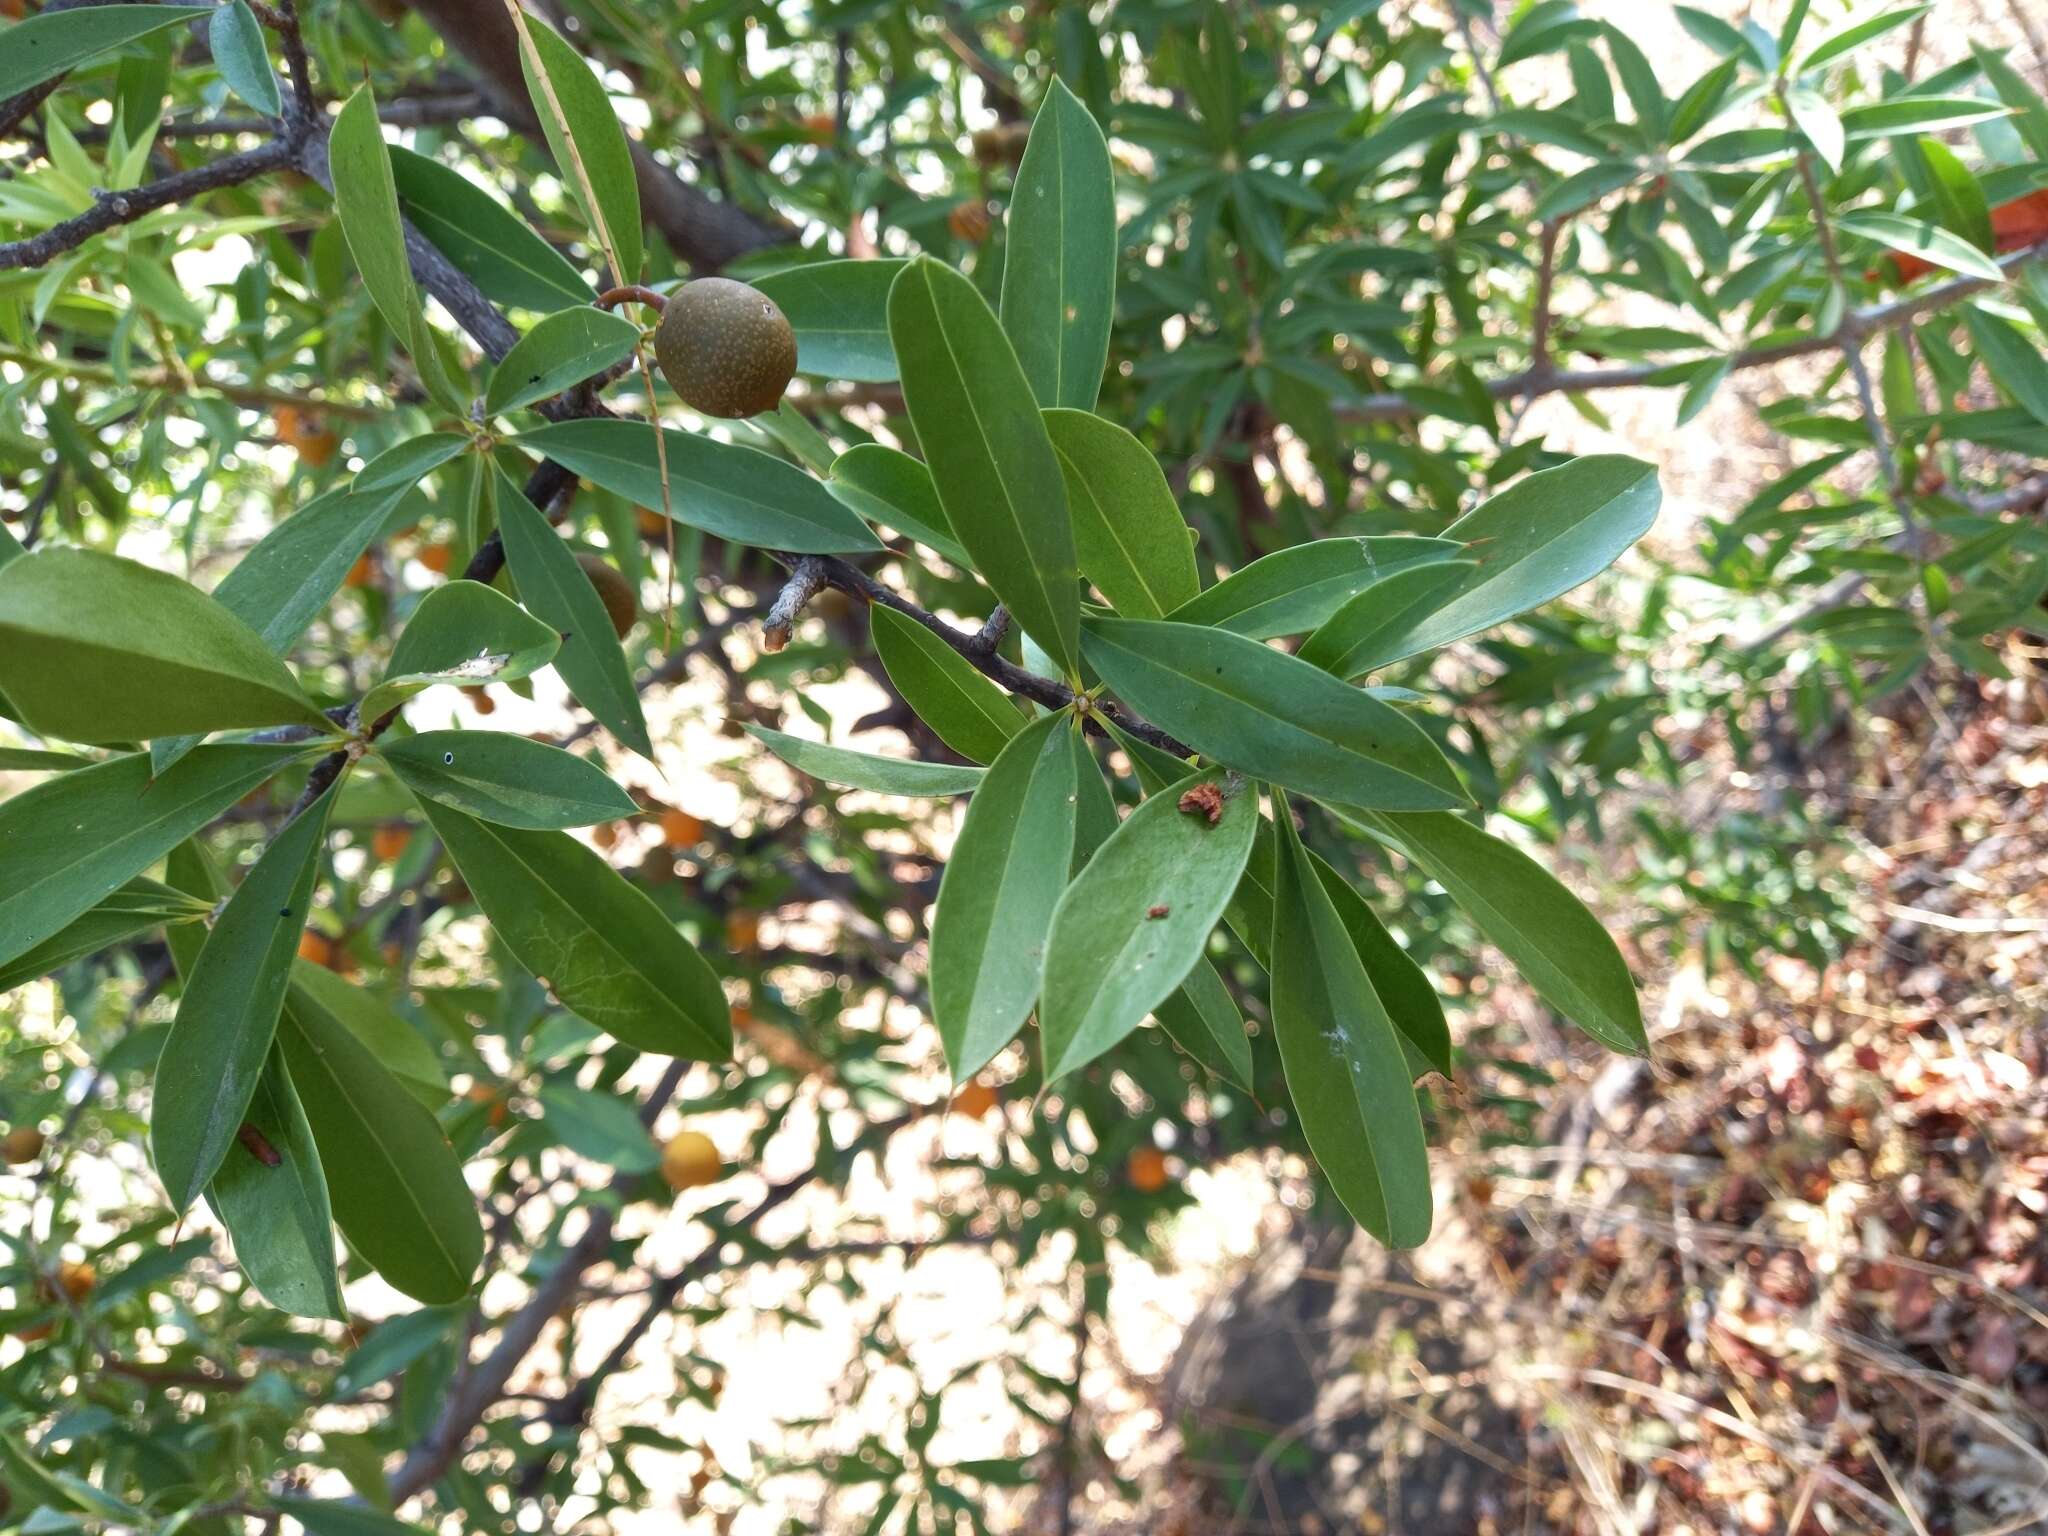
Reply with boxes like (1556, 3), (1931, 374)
(653, 278), (798, 420)
(1, 1127), (45, 1164)
(54, 1260), (94, 1303)
(297, 930), (335, 968)
(660, 808), (705, 849)
(576, 552), (638, 639)
(636, 508), (668, 538)
(660, 1130), (722, 1191)
(370, 824), (412, 862)
(724, 911), (760, 952)
(1127, 1146), (1171, 1193)
(951, 1078), (1000, 1120)
(418, 544), (454, 575)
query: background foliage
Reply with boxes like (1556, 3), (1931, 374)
(0, 0), (2044, 1531)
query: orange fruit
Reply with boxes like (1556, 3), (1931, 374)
(659, 808), (705, 849)
(54, 1261), (94, 1303)
(370, 824), (412, 862)
(592, 821), (620, 850)
(948, 199), (992, 243)
(636, 508), (667, 538)
(343, 553), (374, 588)
(297, 930), (335, 967)
(951, 1078), (1000, 1120)
(13, 1321), (52, 1342)
(801, 111), (836, 144)
(724, 911), (760, 952)
(418, 544), (454, 575)
(1, 1127), (45, 1164)
(464, 1082), (510, 1128)
(660, 1130), (722, 1191)
(1127, 1146), (1171, 1193)
(273, 403), (309, 445)
(0, 0), (25, 19)
(297, 431), (340, 468)
(463, 686), (496, 716)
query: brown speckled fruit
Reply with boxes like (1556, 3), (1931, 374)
(575, 553), (637, 638)
(653, 277), (797, 419)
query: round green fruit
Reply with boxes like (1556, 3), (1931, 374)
(652, 277), (798, 419)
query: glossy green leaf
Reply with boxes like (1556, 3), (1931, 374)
(1314, 859), (1452, 1078)
(353, 433), (471, 496)
(1000, 78), (1117, 411)
(825, 444), (967, 564)
(280, 977), (482, 1305)
(1786, 87), (1844, 173)
(1837, 212), (2005, 281)
(889, 257), (1081, 678)
(204, 1048), (343, 1321)
(1974, 43), (2048, 160)
(494, 468), (651, 759)
(0, 548), (331, 743)
(753, 260), (906, 383)
(0, 519), (23, 570)
(486, 305), (641, 416)
(1166, 536), (1463, 639)
(1040, 769), (1256, 1082)
(359, 581), (561, 723)
(1297, 560), (1478, 679)
(1081, 618), (1470, 811)
(537, 1082), (659, 1171)
(414, 799), (730, 1059)
(1045, 409), (1198, 618)
(1153, 957), (1251, 1088)
(1796, 2), (1932, 73)
(329, 85), (461, 412)
(0, 745), (308, 969)
(929, 713), (1078, 1080)
(1838, 98), (2009, 141)
(0, 745), (88, 770)
(513, 16), (641, 283)
(744, 724), (986, 797)
(1269, 797), (1432, 1247)
(0, 877), (208, 995)
(517, 420), (885, 555)
(870, 603), (1025, 765)
(379, 730), (636, 829)
(276, 1498), (434, 1536)
(152, 796), (333, 1215)
(1963, 307), (2048, 425)
(0, 5), (209, 102)
(1365, 810), (1645, 1054)
(1365, 456), (1661, 662)
(389, 146), (593, 312)
(1534, 161), (1639, 221)
(208, 0), (280, 116)
(290, 961), (446, 1105)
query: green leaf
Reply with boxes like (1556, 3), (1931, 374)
(329, 85), (462, 413)
(208, 0), (280, 116)
(1837, 211), (2006, 281)
(889, 257), (1082, 679)
(388, 146), (594, 313)
(279, 981), (482, 1305)
(1914, 138), (1993, 254)
(1672, 356), (1735, 427)
(277, 1499), (434, 1536)
(1534, 161), (1639, 221)
(0, 548), (331, 742)
(752, 260), (906, 383)
(151, 796), (334, 1215)
(494, 467), (651, 759)
(1796, 3), (1933, 73)
(486, 305), (640, 416)
(358, 580), (561, 723)
(1080, 618), (1470, 811)
(290, 961), (446, 1105)
(928, 713), (1078, 1080)
(378, 730), (636, 829)
(1364, 810), (1645, 1054)
(870, 603), (1025, 764)
(353, 433), (471, 496)
(1365, 456), (1661, 662)
(1000, 78), (1117, 411)
(1313, 859), (1452, 1078)
(744, 723), (986, 797)
(1045, 409), (1198, 618)
(1269, 796), (1432, 1248)
(413, 799), (730, 1059)
(825, 443), (967, 564)
(0, 5), (209, 102)
(0, 877), (209, 995)
(1601, 24), (1667, 138)
(1786, 86), (1844, 172)
(517, 420), (885, 555)
(0, 744), (309, 969)
(1963, 306), (2048, 425)
(0, 746), (87, 769)
(1166, 536), (1463, 639)
(0, 519), (24, 570)
(536, 1083), (659, 1171)
(1040, 769), (1256, 1082)
(513, 16), (641, 283)
(204, 1047), (344, 1321)
(1152, 957), (1251, 1088)
(1973, 43), (2048, 161)
(1838, 97), (2010, 140)
(1297, 560), (1478, 679)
